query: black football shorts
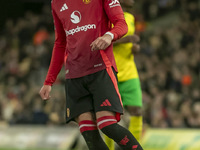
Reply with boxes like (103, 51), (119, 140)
(65, 67), (123, 123)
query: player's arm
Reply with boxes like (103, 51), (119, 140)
(103, 0), (128, 41)
(39, 6), (66, 100)
(114, 34), (140, 44)
(114, 33), (140, 54)
(91, 0), (128, 51)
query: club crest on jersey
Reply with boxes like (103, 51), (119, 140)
(67, 108), (70, 117)
(71, 11), (81, 24)
(83, 0), (91, 4)
(109, 0), (120, 8)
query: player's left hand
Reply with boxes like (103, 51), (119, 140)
(90, 34), (112, 51)
(132, 43), (140, 54)
(130, 34), (140, 43)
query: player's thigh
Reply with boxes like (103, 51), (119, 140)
(96, 111), (115, 119)
(76, 111), (95, 123)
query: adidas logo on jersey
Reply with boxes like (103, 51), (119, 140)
(60, 3), (68, 12)
(100, 99), (112, 106)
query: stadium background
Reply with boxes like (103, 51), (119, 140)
(0, 0), (199, 149)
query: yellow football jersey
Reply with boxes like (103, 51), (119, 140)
(113, 12), (139, 82)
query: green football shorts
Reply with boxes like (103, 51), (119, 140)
(118, 78), (142, 107)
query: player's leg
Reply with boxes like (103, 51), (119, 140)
(127, 106), (143, 141)
(65, 78), (108, 150)
(120, 78), (143, 142)
(89, 67), (143, 149)
(96, 111), (143, 150)
(76, 112), (109, 150)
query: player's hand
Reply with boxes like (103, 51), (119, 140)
(132, 43), (140, 54)
(39, 85), (52, 100)
(90, 34), (112, 51)
(130, 34), (140, 43)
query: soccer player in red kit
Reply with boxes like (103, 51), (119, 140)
(39, 0), (143, 149)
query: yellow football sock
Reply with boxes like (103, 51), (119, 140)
(128, 116), (143, 142)
(104, 134), (115, 150)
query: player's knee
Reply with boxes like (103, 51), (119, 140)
(126, 106), (142, 116)
(76, 111), (95, 123)
(96, 111), (115, 119)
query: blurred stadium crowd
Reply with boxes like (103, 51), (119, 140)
(0, 0), (199, 128)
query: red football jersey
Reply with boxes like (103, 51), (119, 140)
(44, 0), (128, 85)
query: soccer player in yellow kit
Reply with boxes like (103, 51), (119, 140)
(104, 0), (143, 149)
